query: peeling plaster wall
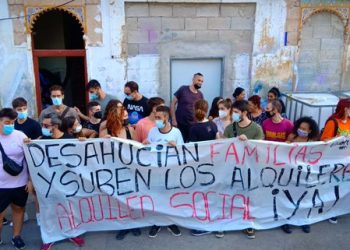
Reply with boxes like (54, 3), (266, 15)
(3, 0), (350, 117)
(0, 3), (35, 115)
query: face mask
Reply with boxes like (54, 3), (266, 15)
(93, 111), (102, 119)
(194, 84), (201, 90)
(3, 124), (14, 135)
(42, 128), (53, 137)
(89, 93), (98, 101)
(155, 119), (165, 129)
(125, 95), (134, 101)
(17, 111), (28, 120)
(219, 110), (227, 119)
(74, 125), (82, 133)
(266, 111), (274, 118)
(51, 97), (62, 106)
(123, 119), (130, 126)
(297, 128), (309, 138)
(232, 112), (241, 123)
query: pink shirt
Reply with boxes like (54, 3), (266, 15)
(262, 118), (294, 142)
(0, 130), (28, 188)
(134, 117), (156, 143)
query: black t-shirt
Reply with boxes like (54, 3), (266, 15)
(189, 121), (218, 142)
(82, 121), (100, 133)
(41, 132), (74, 140)
(15, 118), (42, 139)
(123, 96), (149, 125)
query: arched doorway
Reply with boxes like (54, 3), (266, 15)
(297, 11), (344, 92)
(31, 8), (87, 112)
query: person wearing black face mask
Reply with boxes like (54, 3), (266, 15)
(81, 101), (102, 134)
(262, 100), (294, 142)
(170, 72), (204, 142)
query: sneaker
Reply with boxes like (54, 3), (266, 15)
(167, 225), (181, 236)
(131, 228), (141, 236)
(69, 236), (84, 247)
(115, 230), (130, 240)
(0, 238), (3, 245)
(281, 224), (292, 234)
(244, 228), (256, 239)
(41, 243), (54, 250)
(191, 230), (211, 236)
(148, 225), (161, 238)
(301, 225), (310, 233)
(2, 217), (9, 225)
(11, 236), (25, 250)
(215, 231), (225, 238)
(328, 217), (338, 224)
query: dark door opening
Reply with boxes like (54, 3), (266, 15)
(32, 9), (87, 112)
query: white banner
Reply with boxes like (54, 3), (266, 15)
(24, 137), (350, 243)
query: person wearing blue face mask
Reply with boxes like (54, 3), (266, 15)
(10, 97), (41, 227)
(0, 108), (32, 250)
(39, 85), (79, 124)
(38, 113), (84, 250)
(12, 97), (42, 140)
(143, 105), (183, 238)
(82, 79), (114, 117)
(223, 100), (264, 240)
(123, 81), (149, 125)
(40, 113), (74, 140)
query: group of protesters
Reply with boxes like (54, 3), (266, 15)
(1, 72), (350, 250)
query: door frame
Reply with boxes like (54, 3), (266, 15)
(32, 49), (88, 113)
(169, 57), (224, 102)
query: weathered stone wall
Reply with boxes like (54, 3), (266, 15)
(298, 12), (344, 91)
(125, 3), (255, 56)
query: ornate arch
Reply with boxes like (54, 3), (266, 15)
(25, 6), (86, 33)
(301, 7), (349, 30)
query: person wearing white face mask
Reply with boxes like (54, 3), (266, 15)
(39, 85), (79, 124)
(61, 116), (97, 139)
(39, 113), (85, 250)
(40, 113), (74, 140)
(280, 116), (319, 235)
(0, 108), (32, 250)
(213, 99), (232, 138)
(12, 97), (42, 140)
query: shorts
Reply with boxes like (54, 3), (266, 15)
(0, 186), (28, 213)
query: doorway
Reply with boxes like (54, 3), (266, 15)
(31, 9), (87, 112)
(170, 58), (223, 105)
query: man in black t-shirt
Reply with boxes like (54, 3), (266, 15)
(82, 101), (102, 134)
(123, 81), (149, 125)
(12, 97), (42, 139)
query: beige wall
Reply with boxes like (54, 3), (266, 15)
(298, 12), (344, 91)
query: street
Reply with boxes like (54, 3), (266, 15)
(1, 198), (349, 250)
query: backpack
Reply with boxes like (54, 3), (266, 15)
(321, 118), (338, 138)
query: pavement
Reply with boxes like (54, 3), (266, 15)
(1, 197), (349, 250)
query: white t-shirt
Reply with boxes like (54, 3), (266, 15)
(0, 130), (28, 188)
(147, 126), (184, 145)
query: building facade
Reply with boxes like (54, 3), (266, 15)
(0, 0), (350, 116)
